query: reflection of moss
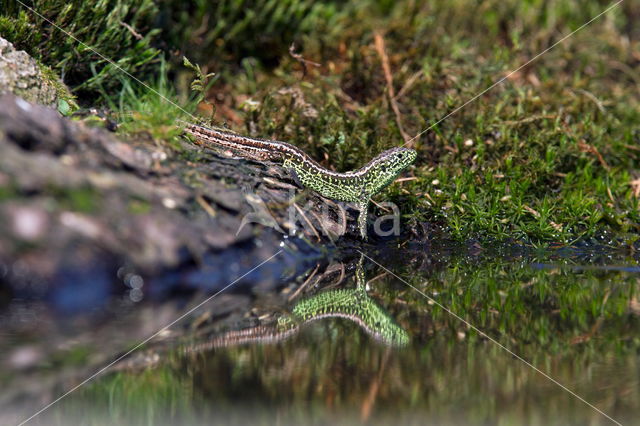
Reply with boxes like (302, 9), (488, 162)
(54, 366), (198, 425)
(390, 249), (640, 353)
(48, 345), (92, 369)
(47, 250), (640, 424)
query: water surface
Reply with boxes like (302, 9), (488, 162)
(4, 238), (640, 425)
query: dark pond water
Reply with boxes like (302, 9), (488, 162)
(2, 237), (639, 425)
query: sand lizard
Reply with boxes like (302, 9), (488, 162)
(183, 121), (416, 239)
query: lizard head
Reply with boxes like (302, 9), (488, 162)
(363, 147), (417, 195)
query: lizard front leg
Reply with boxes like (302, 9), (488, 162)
(357, 199), (370, 240)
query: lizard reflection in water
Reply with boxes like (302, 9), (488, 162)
(186, 255), (409, 353)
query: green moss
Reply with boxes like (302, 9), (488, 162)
(0, 182), (16, 201)
(50, 186), (99, 213)
(185, 0), (639, 244)
(37, 62), (79, 113)
(128, 199), (151, 215)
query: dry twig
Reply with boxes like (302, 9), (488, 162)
(289, 43), (321, 78)
(578, 140), (610, 171)
(119, 21), (143, 40)
(373, 32), (411, 145)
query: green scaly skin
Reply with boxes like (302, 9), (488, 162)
(183, 122), (417, 239)
(276, 273), (409, 346)
(276, 254), (408, 345)
(185, 256), (409, 352)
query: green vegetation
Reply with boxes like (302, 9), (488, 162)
(100, 59), (185, 147)
(127, 198), (151, 215)
(215, 0), (640, 244)
(0, 0), (161, 99)
(2, 0), (639, 243)
(158, 0), (347, 66)
(50, 186), (99, 213)
(5, 3), (640, 423)
(0, 181), (15, 201)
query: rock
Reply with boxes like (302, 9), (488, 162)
(0, 94), (338, 308)
(0, 36), (72, 107)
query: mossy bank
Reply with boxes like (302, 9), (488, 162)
(1, 0), (639, 245)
